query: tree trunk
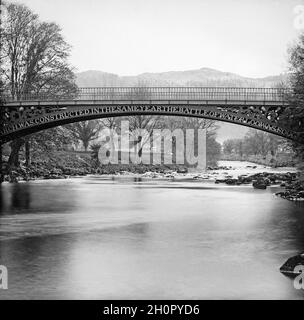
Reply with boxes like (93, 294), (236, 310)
(25, 140), (31, 167)
(8, 138), (24, 169)
(0, 143), (3, 183)
(110, 131), (116, 163)
(84, 141), (89, 152)
(138, 147), (143, 164)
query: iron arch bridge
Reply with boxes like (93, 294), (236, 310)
(0, 87), (302, 144)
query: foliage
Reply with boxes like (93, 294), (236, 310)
(223, 130), (287, 157)
(29, 127), (75, 153)
(90, 143), (102, 165)
(287, 33), (304, 174)
(206, 136), (221, 167)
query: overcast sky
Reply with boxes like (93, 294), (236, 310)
(13, 0), (303, 77)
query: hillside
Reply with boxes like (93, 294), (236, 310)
(76, 67), (288, 88)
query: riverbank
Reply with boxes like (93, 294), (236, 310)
(0, 151), (297, 181)
(1, 151), (190, 182)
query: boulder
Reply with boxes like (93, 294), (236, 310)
(177, 167), (188, 174)
(226, 178), (239, 185)
(252, 179), (267, 189)
(215, 179), (228, 184)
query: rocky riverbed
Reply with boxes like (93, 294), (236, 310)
(275, 180), (304, 202)
(2, 156), (303, 202)
(213, 171), (304, 201)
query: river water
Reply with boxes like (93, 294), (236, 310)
(0, 161), (303, 299)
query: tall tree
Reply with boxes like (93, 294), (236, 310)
(123, 83), (161, 163)
(223, 139), (235, 155)
(287, 33), (304, 176)
(100, 117), (121, 162)
(1, 2), (77, 168)
(65, 120), (102, 151)
(127, 115), (160, 163)
(243, 130), (268, 157)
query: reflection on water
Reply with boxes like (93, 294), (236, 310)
(0, 173), (304, 299)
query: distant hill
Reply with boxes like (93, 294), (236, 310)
(76, 70), (119, 87)
(76, 67), (289, 88)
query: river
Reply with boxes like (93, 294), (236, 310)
(0, 161), (303, 299)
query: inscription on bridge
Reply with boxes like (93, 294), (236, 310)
(0, 104), (296, 141)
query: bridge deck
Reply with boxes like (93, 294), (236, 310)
(3, 87), (289, 105)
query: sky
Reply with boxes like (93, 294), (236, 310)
(9, 0), (304, 77)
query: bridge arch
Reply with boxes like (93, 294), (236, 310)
(0, 105), (297, 144)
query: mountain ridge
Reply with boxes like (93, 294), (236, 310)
(76, 67), (288, 87)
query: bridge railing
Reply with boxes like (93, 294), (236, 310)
(3, 87), (290, 102)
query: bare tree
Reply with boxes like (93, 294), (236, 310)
(65, 120), (102, 151)
(99, 118), (121, 162)
(124, 82), (160, 163)
(2, 3), (77, 98)
(127, 115), (160, 163)
(223, 139), (235, 155)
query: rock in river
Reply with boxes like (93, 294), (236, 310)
(252, 179), (267, 189)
